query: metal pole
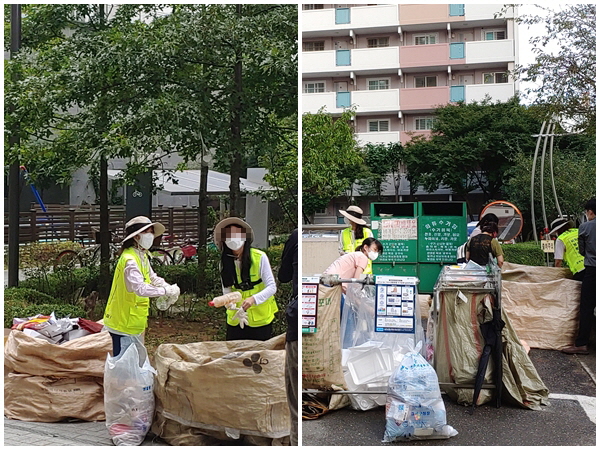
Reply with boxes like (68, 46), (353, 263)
(8, 4), (22, 287)
(548, 124), (562, 217)
(530, 121), (547, 242)
(539, 122), (554, 231)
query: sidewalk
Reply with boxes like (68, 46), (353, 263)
(4, 419), (167, 446)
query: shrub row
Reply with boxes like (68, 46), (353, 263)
(502, 241), (548, 267)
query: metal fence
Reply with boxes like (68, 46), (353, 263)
(4, 205), (204, 246)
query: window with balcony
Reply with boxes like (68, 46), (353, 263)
(368, 120), (390, 132)
(303, 41), (325, 52)
(415, 117), (435, 130)
(484, 30), (506, 41)
(483, 72), (509, 84)
(367, 37), (390, 48)
(304, 81), (326, 93)
(303, 4), (324, 10)
(414, 34), (437, 45)
(367, 78), (390, 90)
(415, 76), (437, 88)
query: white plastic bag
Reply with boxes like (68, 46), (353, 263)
(104, 338), (156, 446)
(382, 341), (457, 442)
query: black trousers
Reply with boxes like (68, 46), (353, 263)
(226, 323), (273, 341)
(575, 266), (596, 347)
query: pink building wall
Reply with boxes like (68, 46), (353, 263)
(399, 4), (463, 25)
(401, 86), (449, 111)
(400, 43), (464, 68)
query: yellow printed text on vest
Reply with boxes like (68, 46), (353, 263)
(557, 229), (585, 274)
(103, 248), (151, 334)
(226, 248), (278, 327)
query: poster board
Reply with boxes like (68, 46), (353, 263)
(301, 276), (319, 333)
(374, 276), (418, 334)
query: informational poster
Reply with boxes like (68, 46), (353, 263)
(421, 219), (462, 262)
(378, 218), (418, 241)
(374, 276), (418, 334)
(302, 276), (320, 333)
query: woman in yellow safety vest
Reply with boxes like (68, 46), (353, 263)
(339, 205), (374, 273)
(214, 217), (278, 341)
(103, 216), (180, 357)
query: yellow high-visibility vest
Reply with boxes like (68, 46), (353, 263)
(226, 248), (278, 327)
(103, 247), (151, 335)
(557, 228), (585, 274)
(341, 227), (374, 274)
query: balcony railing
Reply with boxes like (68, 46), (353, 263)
(400, 43), (464, 69)
(355, 131), (401, 146)
(465, 83), (515, 103)
(400, 130), (432, 145)
(465, 40), (515, 64)
(302, 89), (400, 115)
(303, 5), (399, 32)
(303, 47), (400, 75)
(401, 86), (449, 111)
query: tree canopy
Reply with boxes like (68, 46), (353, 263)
(357, 142), (404, 201)
(507, 4), (596, 133)
(302, 109), (363, 222)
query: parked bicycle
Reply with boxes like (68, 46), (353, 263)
(54, 232), (120, 270)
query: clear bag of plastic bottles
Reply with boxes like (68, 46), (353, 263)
(382, 341), (458, 442)
(104, 337), (156, 446)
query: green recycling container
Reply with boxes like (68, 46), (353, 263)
(370, 202), (418, 267)
(417, 202), (467, 263)
(417, 263), (446, 294)
(372, 262), (417, 277)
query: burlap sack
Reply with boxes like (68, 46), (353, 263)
(4, 373), (105, 422)
(153, 333), (290, 441)
(502, 278), (581, 350)
(4, 329), (112, 378)
(302, 284), (346, 390)
(502, 261), (572, 282)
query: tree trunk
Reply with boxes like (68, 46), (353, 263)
(197, 164), (209, 297)
(98, 155), (110, 301)
(229, 4), (243, 217)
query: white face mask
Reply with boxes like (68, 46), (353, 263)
(367, 251), (379, 261)
(225, 238), (245, 251)
(138, 233), (154, 250)
(343, 217), (351, 226)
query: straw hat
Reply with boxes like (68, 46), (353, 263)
(213, 217), (254, 250)
(122, 216), (165, 242)
(339, 205), (367, 226)
(549, 217), (572, 236)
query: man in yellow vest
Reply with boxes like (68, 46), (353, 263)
(104, 216), (180, 357)
(550, 218), (585, 281)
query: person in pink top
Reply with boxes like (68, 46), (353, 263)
(323, 237), (383, 293)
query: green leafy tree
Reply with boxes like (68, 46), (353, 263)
(503, 132), (596, 238)
(505, 4), (596, 133)
(403, 96), (541, 213)
(357, 142), (404, 201)
(302, 108), (363, 223)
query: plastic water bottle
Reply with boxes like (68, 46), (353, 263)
(208, 292), (242, 307)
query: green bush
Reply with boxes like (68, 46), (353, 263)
(4, 287), (55, 305)
(502, 241), (548, 266)
(4, 300), (86, 329)
(20, 266), (103, 304)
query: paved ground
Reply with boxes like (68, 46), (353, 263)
(302, 347), (596, 446)
(3, 420), (168, 446)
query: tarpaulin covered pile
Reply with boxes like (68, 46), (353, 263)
(4, 329), (111, 421)
(501, 262), (581, 350)
(151, 333), (290, 445)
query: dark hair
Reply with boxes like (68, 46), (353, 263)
(584, 198), (595, 214)
(220, 225), (253, 289)
(482, 222), (499, 235)
(477, 213), (499, 228)
(354, 223), (367, 240)
(357, 237), (384, 254)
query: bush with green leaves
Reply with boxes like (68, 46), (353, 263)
(4, 287), (55, 305)
(502, 241), (547, 267)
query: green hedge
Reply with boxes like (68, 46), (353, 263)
(502, 241), (547, 266)
(4, 287), (56, 305)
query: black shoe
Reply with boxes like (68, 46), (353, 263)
(561, 345), (589, 355)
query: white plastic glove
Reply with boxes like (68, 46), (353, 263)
(232, 307), (249, 329)
(151, 277), (169, 288)
(156, 284), (180, 311)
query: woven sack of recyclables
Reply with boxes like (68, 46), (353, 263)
(152, 333), (290, 442)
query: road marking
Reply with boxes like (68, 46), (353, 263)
(579, 359), (596, 384)
(549, 393), (596, 424)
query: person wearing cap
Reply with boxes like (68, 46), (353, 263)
(549, 217), (585, 281)
(563, 198), (596, 355)
(339, 206), (374, 273)
(103, 216), (180, 357)
(214, 217), (278, 341)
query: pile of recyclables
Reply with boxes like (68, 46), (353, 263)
(11, 312), (103, 344)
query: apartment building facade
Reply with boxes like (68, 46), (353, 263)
(302, 4), (519, 147)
